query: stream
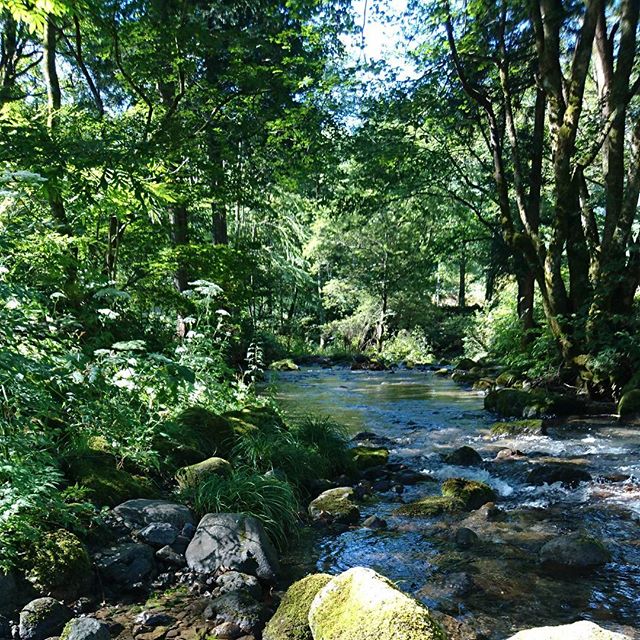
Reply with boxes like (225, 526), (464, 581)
(272, 366), (640, 639)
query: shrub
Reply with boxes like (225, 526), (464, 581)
(179, 467), (299, 550)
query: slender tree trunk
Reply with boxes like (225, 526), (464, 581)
(171, 204), (189, 292)
(458, 252), (466, 308)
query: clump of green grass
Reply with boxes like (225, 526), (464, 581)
(179, 467), (300, 550)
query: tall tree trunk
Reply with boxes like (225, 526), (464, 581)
(42, 15), (77, 292)
(458, 252), (466, 308)
(171, 204), (189, 293)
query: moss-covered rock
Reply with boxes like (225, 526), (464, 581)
(539, 533), (609, 571)
(19, 598), (72, 640)
(308, 487), (360, 525)
(175, 457), (231, 490)
(484, 389), (534, 418)
(441, 478), (496, 511)
(308, 567), (446, 640)
(158, 406), (237, 468)
(455, 358), (477, 371)
(270, 359), (300, 371)
(67, 449), (157, 507)
(60, 617), (110, 640)
(490, 419), (545, 437)
(618, 389), (640, 419)
(443, 446), (482, 466)
(496, 371), (519, 387)
(263, 574), (332, 640)
(393, 495), (462, 517)
(451, 370), (481, 385)
(26, 530), (92, 599)
(395, 478), (496, 517)
(350, 446), (389, 471)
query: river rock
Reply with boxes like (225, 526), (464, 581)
(0, 614), (9, 638)
(204, 591), (269, 636)
(539, 533), (610, 570)
(136, 523), (178, 547)
(308, 567), (446, 640)
(19, 598), (72, 640)
(308, 487), (360, 525)
(263, 574), (332, 640)
(155, 546), (186, 567)
(527, 464), (592, 488)
(351, 447), (389, 471)
(507, 620), (631, 640)
(0, 572), (18, 615)
(94, 543), (155, 588)
(363, 515), (387, 530)
(60, 618), (110, 640)
(113, 500), (194, 531)
(618, 389), (640, 419)
(217, 572), (262, 600)
(454, 527), (479, 549)
(443, 446), (483, 466)
(185, 513), (279, 583)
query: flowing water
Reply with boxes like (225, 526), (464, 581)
(272, 366), (640, 639)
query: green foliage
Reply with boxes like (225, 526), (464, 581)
(378, 329), (434, 365)
(179, 467), (300, 551)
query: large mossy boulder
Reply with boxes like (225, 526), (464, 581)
(176, 457), (231, 490)
(455, 358), (477, 371)
(26, 530), (92, 599)
(539, 533), (610, 571)
(395, 478), (496, 517)
(485, 389), (585, 418)
(441, 478), (496, 510)
(67, 449), (157, 507)
(618, 389), (640, 419)
(350, 446), (389, 471)
(158, 406), (237, 468)
(185, 513), (280, 583)
(308, 487), (360, 525)
(484, 389), (535, 418)
(269, 359), (299, 372)
(507, 620), (630, 640)
(491, 420), (545, 437)
(19, 598), (72, 640)
(263, 574), (332, 640)
(496, 371), (519, 387)
(308, 567), (446, 640)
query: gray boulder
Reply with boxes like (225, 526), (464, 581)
(507, 620), (631, 640)
(19, 598), (72, 640)
(155, 546), (186, 567)
(60, 618), (110, 640)
(95, 543), (155, 588)
(444, 446), (483, 467)
(0, 572), (18, 616)
(216, 572), (262, 600)
(540, 533), (610, 570)
(204, 591), (269, 637)
(185, 514), (279, 583)
(113, 500), (193, 531)
(136, 523), (178, 547)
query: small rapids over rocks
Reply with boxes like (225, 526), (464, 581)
(274, 366), (640, 640)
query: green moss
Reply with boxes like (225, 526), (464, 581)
(26, 530), (91, 593)
(158, 406), (237, 468)
(176, 457), (232, 489)
(308, 567), (446, 640)
(393, 495), (461, 517)
(496, 371), (519, 387)
(308, 487), (360, 524)
(491, 419), (545, 436)
(455, 358), (477, 371)
(270, 359), (300, 371)
(263, 574), (332, 640)
(618, 389), (640, 418)
(441, 478), (496, 510)
(67, 449), (157, 506)
(484, 389), (534, 417)
(350, 447), (389, 471)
